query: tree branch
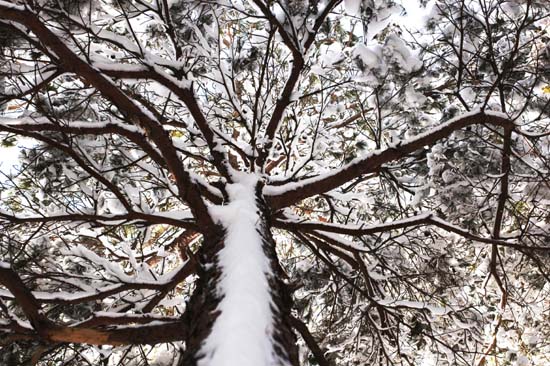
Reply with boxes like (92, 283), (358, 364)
(265, 111), (513, 208)
(0, 319), (186, 346)
(0, 5), (214, 227)
(255, 0), (342, 168)
(0, 263), (44, 330)
(289, 315), (333, 366)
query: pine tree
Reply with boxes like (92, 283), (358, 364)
(0, 1), (549, 365)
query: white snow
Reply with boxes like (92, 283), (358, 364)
(405, 85), (427, 107)
(154, 209), (194, 220)
(264, 109), (512, 197)
(384, 34), (423, 73)
(0, 1), (24, 10)
(344, 0), (362, 16)
(0, 284), (123, 302)
(200, 173), (278, 366)
(64, 244), (135, 283)
(279, 211), (433, 234)
(353, 43), (382, 70)
(377, 299), (452, 316)
(92, 311), (178, 320)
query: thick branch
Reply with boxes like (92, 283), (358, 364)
(0, 211), (197, 230)
(289, 315), (333, 366)
(0, 319), (186, 346)
(276, 213), (547, 251)
(0, 263), (44, 329)
(100, 65), (231, 179)
(0, 261), (191, 346)
(0, 259), (196, 306)
(265, 111), (513, 208)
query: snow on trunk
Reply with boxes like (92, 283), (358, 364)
(200, 174), (275, 365)
(186, 173), (297, 366)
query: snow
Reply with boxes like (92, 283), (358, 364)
(64, 244), (135, 283)
(405, 85), (427, 107)
(344, 0), (362, 16)
(484, 109), (510, 119)
(399, 0), (434, 30)
(201, 173), (278, 366)
(264, 109), (512, 197)
(280, 211), (433, 235)
(377, 299), (452, 316)
(0, 284), (124, 302)
(384, 34), (423, 73)
(92, 311), (177, 321)
(0, 116), (142, 134)
(0, 1), (24, 10)
(92, 62), (148, 74)
(189, 172), (224, 199)
(0, 261), (10, 269)
(318, 42), (346, 69)
(263, 174), (324, 196)
(353, 44), (382, 70)
(154, 209), (194, 220)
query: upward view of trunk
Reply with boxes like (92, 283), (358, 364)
(181, 177), (298, 366)
(1, 2), (548, 365)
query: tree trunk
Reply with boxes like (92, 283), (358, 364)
(181, 181), (298, 366)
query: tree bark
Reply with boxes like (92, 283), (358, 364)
(179, 226), (226, 365)
(255, 184), (299, 366)
(181, 184), (298, 365)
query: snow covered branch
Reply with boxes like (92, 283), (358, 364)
(266, 111), (514, 208)
(0, 4), (214, 226)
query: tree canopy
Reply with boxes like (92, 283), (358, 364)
(0, 0), (549, 365)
